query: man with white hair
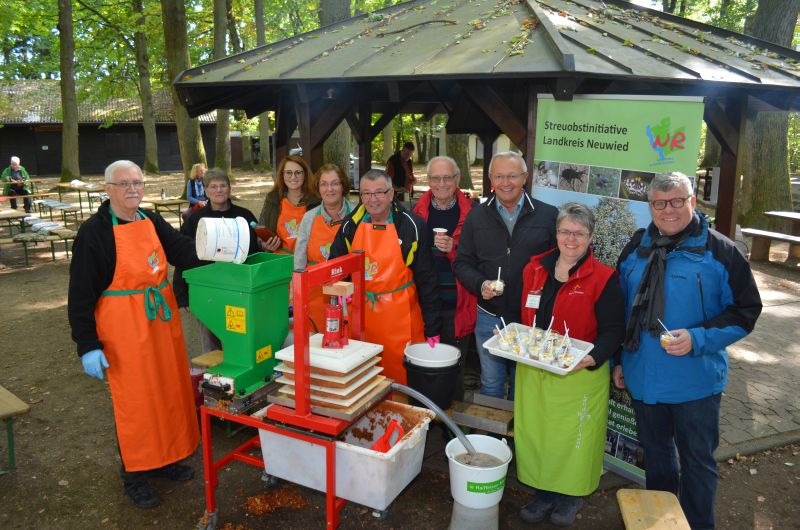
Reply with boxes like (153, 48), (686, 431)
(68, 160), (202, 509)
(454, 151), (558, 400)
(1, 156), (33, 212)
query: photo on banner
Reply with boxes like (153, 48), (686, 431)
(532, 94), (705, 484)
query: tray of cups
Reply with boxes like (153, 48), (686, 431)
(482, 322), (594, 376)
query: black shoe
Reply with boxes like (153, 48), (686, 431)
(550, 497), (583, 527)
(124, 481), (160, 509)
(520, 496), (556, 523)
(150, 462), (194, 482)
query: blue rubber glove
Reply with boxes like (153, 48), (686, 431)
(82, 349), (109, 380)
(426, 336), (441, 348)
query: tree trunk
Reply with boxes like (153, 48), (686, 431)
(133, 0), (158, 175)
(161, 0), (206, 178)
(382, 122), (394, 162)
(448, 133), (471, 190)
(58, 0), (80, 182)
(737, 0), (799, 230)
(319, 0), (351, 174)
(242, 134), (254, 170)
(214, 0), (231, 173)
(319, 0), (350, 26)
(255, 0), (271, 170)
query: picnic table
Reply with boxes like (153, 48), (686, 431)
(742, 210), (800, 263)
(54, 182), (106, 217)
(147, 197), (189, 228)
(0, 209), (29, 234)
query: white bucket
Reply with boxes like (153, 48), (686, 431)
(195, 216), (250, 264)
(445, 434), (512, 509)
(404, 342), (460, 368)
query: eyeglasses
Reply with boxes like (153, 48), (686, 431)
(319, 181), (342, 189)
(360, 189), (392, 200)
(107, 180), (145, 190)
(429, 175), (457, 184)
(283, 170), (305, 178)
(207, 184), (229, 191)
(491, 173), (525, 182)
(650, 196), (691, 210)
(557, 229), (591, 239)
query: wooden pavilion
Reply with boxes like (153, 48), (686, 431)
(173, 0), (800, 236)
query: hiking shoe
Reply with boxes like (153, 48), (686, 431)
(550, 497), (583, 527)
(150, 462), (194, 482)
(124, 481), (160, 509)
(519, 497), (555, 523)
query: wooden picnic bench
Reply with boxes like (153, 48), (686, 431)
(741, 227), (800, 262)
(0, 384), (30, 473)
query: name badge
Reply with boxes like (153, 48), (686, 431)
(525, 290), (541, 309)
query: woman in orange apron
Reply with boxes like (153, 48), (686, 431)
(257, 156), (320, 254)
(294, 163), (353, 332)
(329, 170), (442, 385)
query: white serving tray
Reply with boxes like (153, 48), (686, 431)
(482, 322), (594, 376)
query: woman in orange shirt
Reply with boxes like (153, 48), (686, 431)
(258, 155), (320, 254)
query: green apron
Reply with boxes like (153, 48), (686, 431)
(514, 362), (609, 496)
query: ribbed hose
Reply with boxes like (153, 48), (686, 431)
(390, 382), (476, 455)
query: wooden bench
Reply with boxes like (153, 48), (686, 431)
(617, 488), (690, 530)
(741, 228), (800, 261)
(0, 384), (31, 474)
(0, 229), (76, 266)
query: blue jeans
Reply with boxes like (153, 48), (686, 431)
(632, 394), (721, 530)
(474, 309), (515, 400)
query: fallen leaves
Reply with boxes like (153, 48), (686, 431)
(242, 485), (308, 516)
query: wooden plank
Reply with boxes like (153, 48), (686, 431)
(616, 489), (690, 530)
(741, 228), (800, 244)
(0, 385), (30, 420)
(191, 350), (223, 369)
(267, 377), (392, 422)
(451, 401), (513, 435)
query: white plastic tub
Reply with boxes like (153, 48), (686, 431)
(255, 400), (434, 511)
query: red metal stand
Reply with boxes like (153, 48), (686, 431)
(266, 252), (365, 435)
(200, 252), (366, 529)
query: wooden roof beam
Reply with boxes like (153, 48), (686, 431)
(526, 0), (575, 72)
(703, 98), (737, 157)
(463, 85), (527, 148)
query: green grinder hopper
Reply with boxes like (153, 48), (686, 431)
(183, 252), (293, 396)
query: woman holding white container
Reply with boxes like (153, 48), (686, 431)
(515, 202), (625, 527)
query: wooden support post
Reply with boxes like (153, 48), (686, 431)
(715, 95), (747, 239)
(525, 86), (538, 193)
(481, 134), (495, 197)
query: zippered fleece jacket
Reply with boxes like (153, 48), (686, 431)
(453, 192), (557, 324)
(617, 213), (762, 405)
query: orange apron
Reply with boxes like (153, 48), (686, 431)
(276, 198), (306, 254)
(351, 218), (424, 384)
(95, 209), (199, 471)
(305, 209), (347, 333)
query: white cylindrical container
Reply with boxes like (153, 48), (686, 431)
(445, 434), (512, 509)
(195, 216), (250, 264)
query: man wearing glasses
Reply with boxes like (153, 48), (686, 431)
(454, 151), (558, 400)
(613, 172), (762, 530)
(330, 169), (441, 386)
(68, 160), (202, 509)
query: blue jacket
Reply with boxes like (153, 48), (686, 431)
(617, 214), (761, 404)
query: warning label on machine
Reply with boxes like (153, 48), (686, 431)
(225, 305), (246, 334)
(256, 345), (272, 363)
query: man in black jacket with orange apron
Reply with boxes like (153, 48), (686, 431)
(330, 169), (441, 386)
(68, 160), (202, 508)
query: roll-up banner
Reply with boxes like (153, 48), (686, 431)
(532, 94), (705, 484)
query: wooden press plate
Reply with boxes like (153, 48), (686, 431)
(277, 375), (386, 408)
(276, 357), (380, 387)
(267, 377), (393, 421)
(276, 366), (383, 397)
